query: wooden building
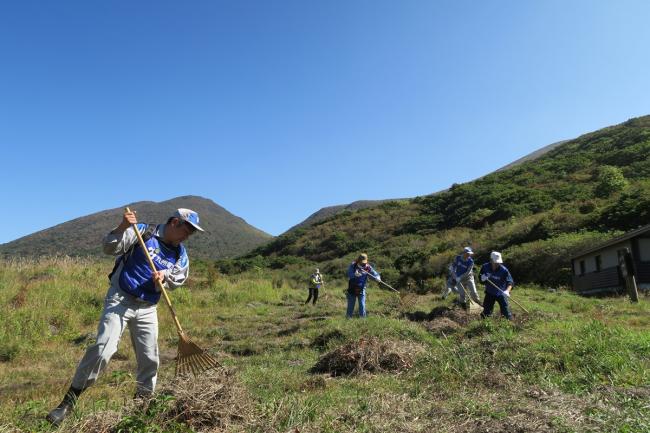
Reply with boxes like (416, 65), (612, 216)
(571, 224), (650, 294)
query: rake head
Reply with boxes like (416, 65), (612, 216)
(175, 332), (222, 377)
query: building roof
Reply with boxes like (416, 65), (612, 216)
(571, 223), (650, 261)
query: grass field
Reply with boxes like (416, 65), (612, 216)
(1, 257), (649, 432)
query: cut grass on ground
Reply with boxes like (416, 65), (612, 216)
(1, 258), (649, 432)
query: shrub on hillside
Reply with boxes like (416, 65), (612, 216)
(594, 165), (629, 197)
(503, 231), (620, 287)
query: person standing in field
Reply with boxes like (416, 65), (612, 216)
(305, 268), (323, 305)
(346, 253), (380, 318)
(46, 208), (203, 426)
(451, 247), (481, 308)
(479, 251), (514, 320)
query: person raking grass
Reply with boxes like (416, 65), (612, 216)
(46, 208), (203, 426)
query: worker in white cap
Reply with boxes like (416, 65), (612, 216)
(479, 251), (514, 320)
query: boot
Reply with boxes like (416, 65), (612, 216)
(46, 386), (84, 426)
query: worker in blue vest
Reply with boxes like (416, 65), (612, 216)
(479, 251), (514, 320)
(346, 253), (380, 318)
(46, 208), (203, 426)
(450, 247), (481, 308)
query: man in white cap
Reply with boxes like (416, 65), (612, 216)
(447, 247), (481, 308)
(46, 207), (203, 426)
(479, 251), (514, 320)
(305, 268), (323, 305)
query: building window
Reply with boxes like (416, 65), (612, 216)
(579, 260), (585, 276)
(595, 255), (602, 272)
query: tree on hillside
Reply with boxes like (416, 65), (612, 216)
(595, 165), (629, 197)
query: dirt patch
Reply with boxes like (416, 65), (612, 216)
(310, 329), (346, 350)
(310, 336), (423, 376)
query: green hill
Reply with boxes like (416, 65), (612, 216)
(0, 195), (273, 260)
(235, 115), (650, 287)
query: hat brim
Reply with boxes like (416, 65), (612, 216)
(186, 221), (205, 232)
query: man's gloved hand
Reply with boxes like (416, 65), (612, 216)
(354, 270), (363, 277)
(503, 290), (511, 298)
(375, 275), (381, 282)
(480, 274), (489, 282)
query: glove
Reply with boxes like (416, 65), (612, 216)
(354, 270), (362, 277)
(503, 290), (511, 298)
(480, 274), (488, 282)
(375, 275), (381, 282)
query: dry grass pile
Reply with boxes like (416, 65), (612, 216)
(70, 367), (253, 433)
(158, 367), (254, 432)
(310, 336), (422, 376)
(405, 306), (479, 336)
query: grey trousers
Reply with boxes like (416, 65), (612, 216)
(71, 285), (159, 395)
(457, 275), (481, 304)
(442, 277), (460, 298)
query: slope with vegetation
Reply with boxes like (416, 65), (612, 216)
(1, 257), (649, 432)
(0, 195), (273, 260)
(230, 115), (650, 289)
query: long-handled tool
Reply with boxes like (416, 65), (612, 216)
(126, 207), (220, 376)
(484, 277), (529, 314)
(456, 279), (483, 310)
(358, 268), (417, 309)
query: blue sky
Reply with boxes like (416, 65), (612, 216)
(1, 0), (649, 243)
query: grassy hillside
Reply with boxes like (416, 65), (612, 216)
(236, 115), (650, 288)
(0, 196), (273, 260)
(1, 257), (649, 432)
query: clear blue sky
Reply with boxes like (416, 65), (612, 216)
(1, 0), (649, 243)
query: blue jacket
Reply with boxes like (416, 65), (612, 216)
(453, 255), (474, 279)
(479, 262), (514, 297)
(347, 263), (380, 291)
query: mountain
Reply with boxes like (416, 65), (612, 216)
(0, 196), (273, 260)
(233, 115), (650, 287)
(287, 138), (567, 233)
(287, 199), (401, 232)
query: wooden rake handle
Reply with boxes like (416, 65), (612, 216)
(125, 207), (186, 336)
(357, 268), (399, 293)
(485, 277), (529, 314)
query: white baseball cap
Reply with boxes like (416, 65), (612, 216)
(172, 208), (204, 232)
(490, 251), (503, 264)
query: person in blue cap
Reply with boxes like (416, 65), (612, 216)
(346, 253), (380, 318)
(46, 208), (203, 426)
(479, 251), (514, 320)
(450, 247), (481, 308)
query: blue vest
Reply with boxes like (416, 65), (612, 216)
(119, 231), (184, 304)
(480, 263), (514, 297)
(454, 255), (474, 276)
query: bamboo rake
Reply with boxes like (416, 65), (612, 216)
(485, 277), (529, 314)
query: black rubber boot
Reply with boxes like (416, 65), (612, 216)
(46, 386), (83, 426)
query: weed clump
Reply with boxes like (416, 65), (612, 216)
(310, 336), (422, 376)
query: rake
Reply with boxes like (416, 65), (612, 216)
(358, 268), (417, 310)
(485, 277), (529, 314)
(126, 207), (221, 376)
(456, 280), (483, 313)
